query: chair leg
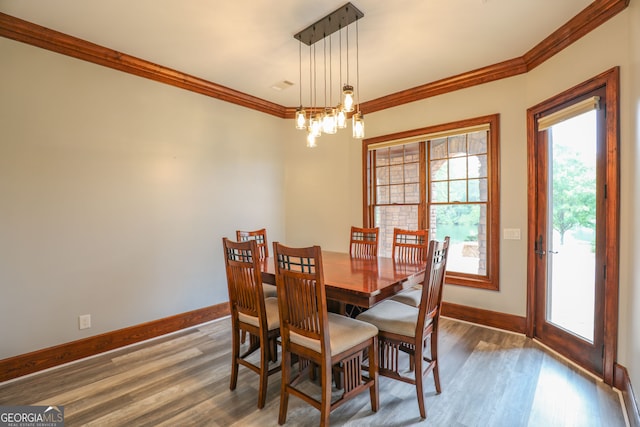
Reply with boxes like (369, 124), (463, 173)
(278, 351), (291, 425)
(230, 325), (240, 391)
(414, 343), (427, 419)
(257, 335), (269, 409)
(431, 332), (441, 394)
(369, 337), (379, 412)
(320, 362), (332, 427)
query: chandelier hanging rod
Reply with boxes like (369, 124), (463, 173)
(294, 2), (364, 46)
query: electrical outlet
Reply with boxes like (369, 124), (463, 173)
(79, 314), (91, 330)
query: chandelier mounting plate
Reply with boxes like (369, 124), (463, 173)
(294, 2), (364, 46)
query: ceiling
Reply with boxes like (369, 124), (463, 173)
(0, 0), (594, 108)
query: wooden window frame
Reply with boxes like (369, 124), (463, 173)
(363, 114), (500, 290)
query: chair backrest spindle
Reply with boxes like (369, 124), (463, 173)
(236, 228), (269, 260)
(392, 228), (429, 263)
(350, 226), (379, 258)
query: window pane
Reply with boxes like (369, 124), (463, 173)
(404, 162), (419, 183)
(430, 204), (487, 275)
(430, 138), (447, 159)
(449, 180), (467, 202)
(390, 146), (404, 165)
(404, 143), (420, 162)
(468, 154), (487, 178)
(389, 165), (404, 185)
(376, 148), (390, 166)
(431, 181), (448, 202)
(469, 180), (479, 202)
(468, 131), (487, 154)
(376, 185), (389, 204)
(376, 166), (389, 185)
(390, 184), (404, 203)
(431, 159), (447, 181)
(405, 183), (419, 203)
(448, 135), (467, 156)
(375, 205), (419, 258)
(449, 157), (467, 180)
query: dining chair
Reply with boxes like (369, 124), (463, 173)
(236, 228), (277, 298)
(273, 242), (379, 426)
(356, 237), (450, 419)
(349, 226), (379, 258)
(223, 238), (281, 409)
(389, 228), (430, 307)
(392, 228), (429, 262)
(345, 226), (380, 317)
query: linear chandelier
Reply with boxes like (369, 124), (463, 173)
(294, 2), (365, 147)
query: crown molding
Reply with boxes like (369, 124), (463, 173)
(0, 0), (630, 119)
(0, 12), (288, 118)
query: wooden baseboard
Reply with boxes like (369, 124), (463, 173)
(614, 363), (640, 427)
(0, 303), (230, 383)
(441, 301), (527, 334)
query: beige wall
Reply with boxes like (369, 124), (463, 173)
(626, 0), (640, 408)
(0, 38), (286, 359)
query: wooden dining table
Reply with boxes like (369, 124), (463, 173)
(260, 251), (426, 309)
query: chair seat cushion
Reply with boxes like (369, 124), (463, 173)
(290, 313), (378, 356)
(238, 297), (280, 331)
(357, 299), (430, 338)
(390, 286), (422, 307)
(262, 283), (278, 298)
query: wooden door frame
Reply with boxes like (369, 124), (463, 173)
(526, 67), (620, 385)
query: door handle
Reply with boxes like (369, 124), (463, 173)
(535, 235), (546, 259)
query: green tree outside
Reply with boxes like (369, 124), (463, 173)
(552, 144), (596, 245)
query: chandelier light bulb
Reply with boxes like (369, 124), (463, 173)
(295, 107), (307, 130)
(352, 111), (365, 139)
(306, 130), (317, 148)
(342, 85), (355, 112)
(322, 107), (337, 134)
(336, 104), (347, 129)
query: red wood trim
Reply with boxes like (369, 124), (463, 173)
(0, 303), (230, 383)
(441, 302), (527, 334)
(0, 13), (287, 119)
(360, 58), (527, 115)
(525, 67), (620, 384)
(614, 364), (640, 427)
(523, 0), (630, 70)
(359, 0), (629, 114)
(603, 67), (621, 386)
(1, 0), (628, 118)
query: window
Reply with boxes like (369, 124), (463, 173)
(364, 114), (500, 290)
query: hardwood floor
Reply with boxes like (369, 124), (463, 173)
(0, 317), (626, 426)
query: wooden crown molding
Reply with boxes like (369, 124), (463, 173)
(0, 0), (629, 118)
(0, 13), (287, 119)
(523, 0), (630, 69)
(361, 0), (629, 115)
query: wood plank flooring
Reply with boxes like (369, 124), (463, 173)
(0, 317), (627, 426)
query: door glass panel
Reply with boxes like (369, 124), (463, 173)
(546, 110), (597, 342)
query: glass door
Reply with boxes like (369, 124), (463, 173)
(545, 110), (597, 342)
(533, 89), (606, 375)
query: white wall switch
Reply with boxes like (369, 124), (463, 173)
(503, 228), (521, 240)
